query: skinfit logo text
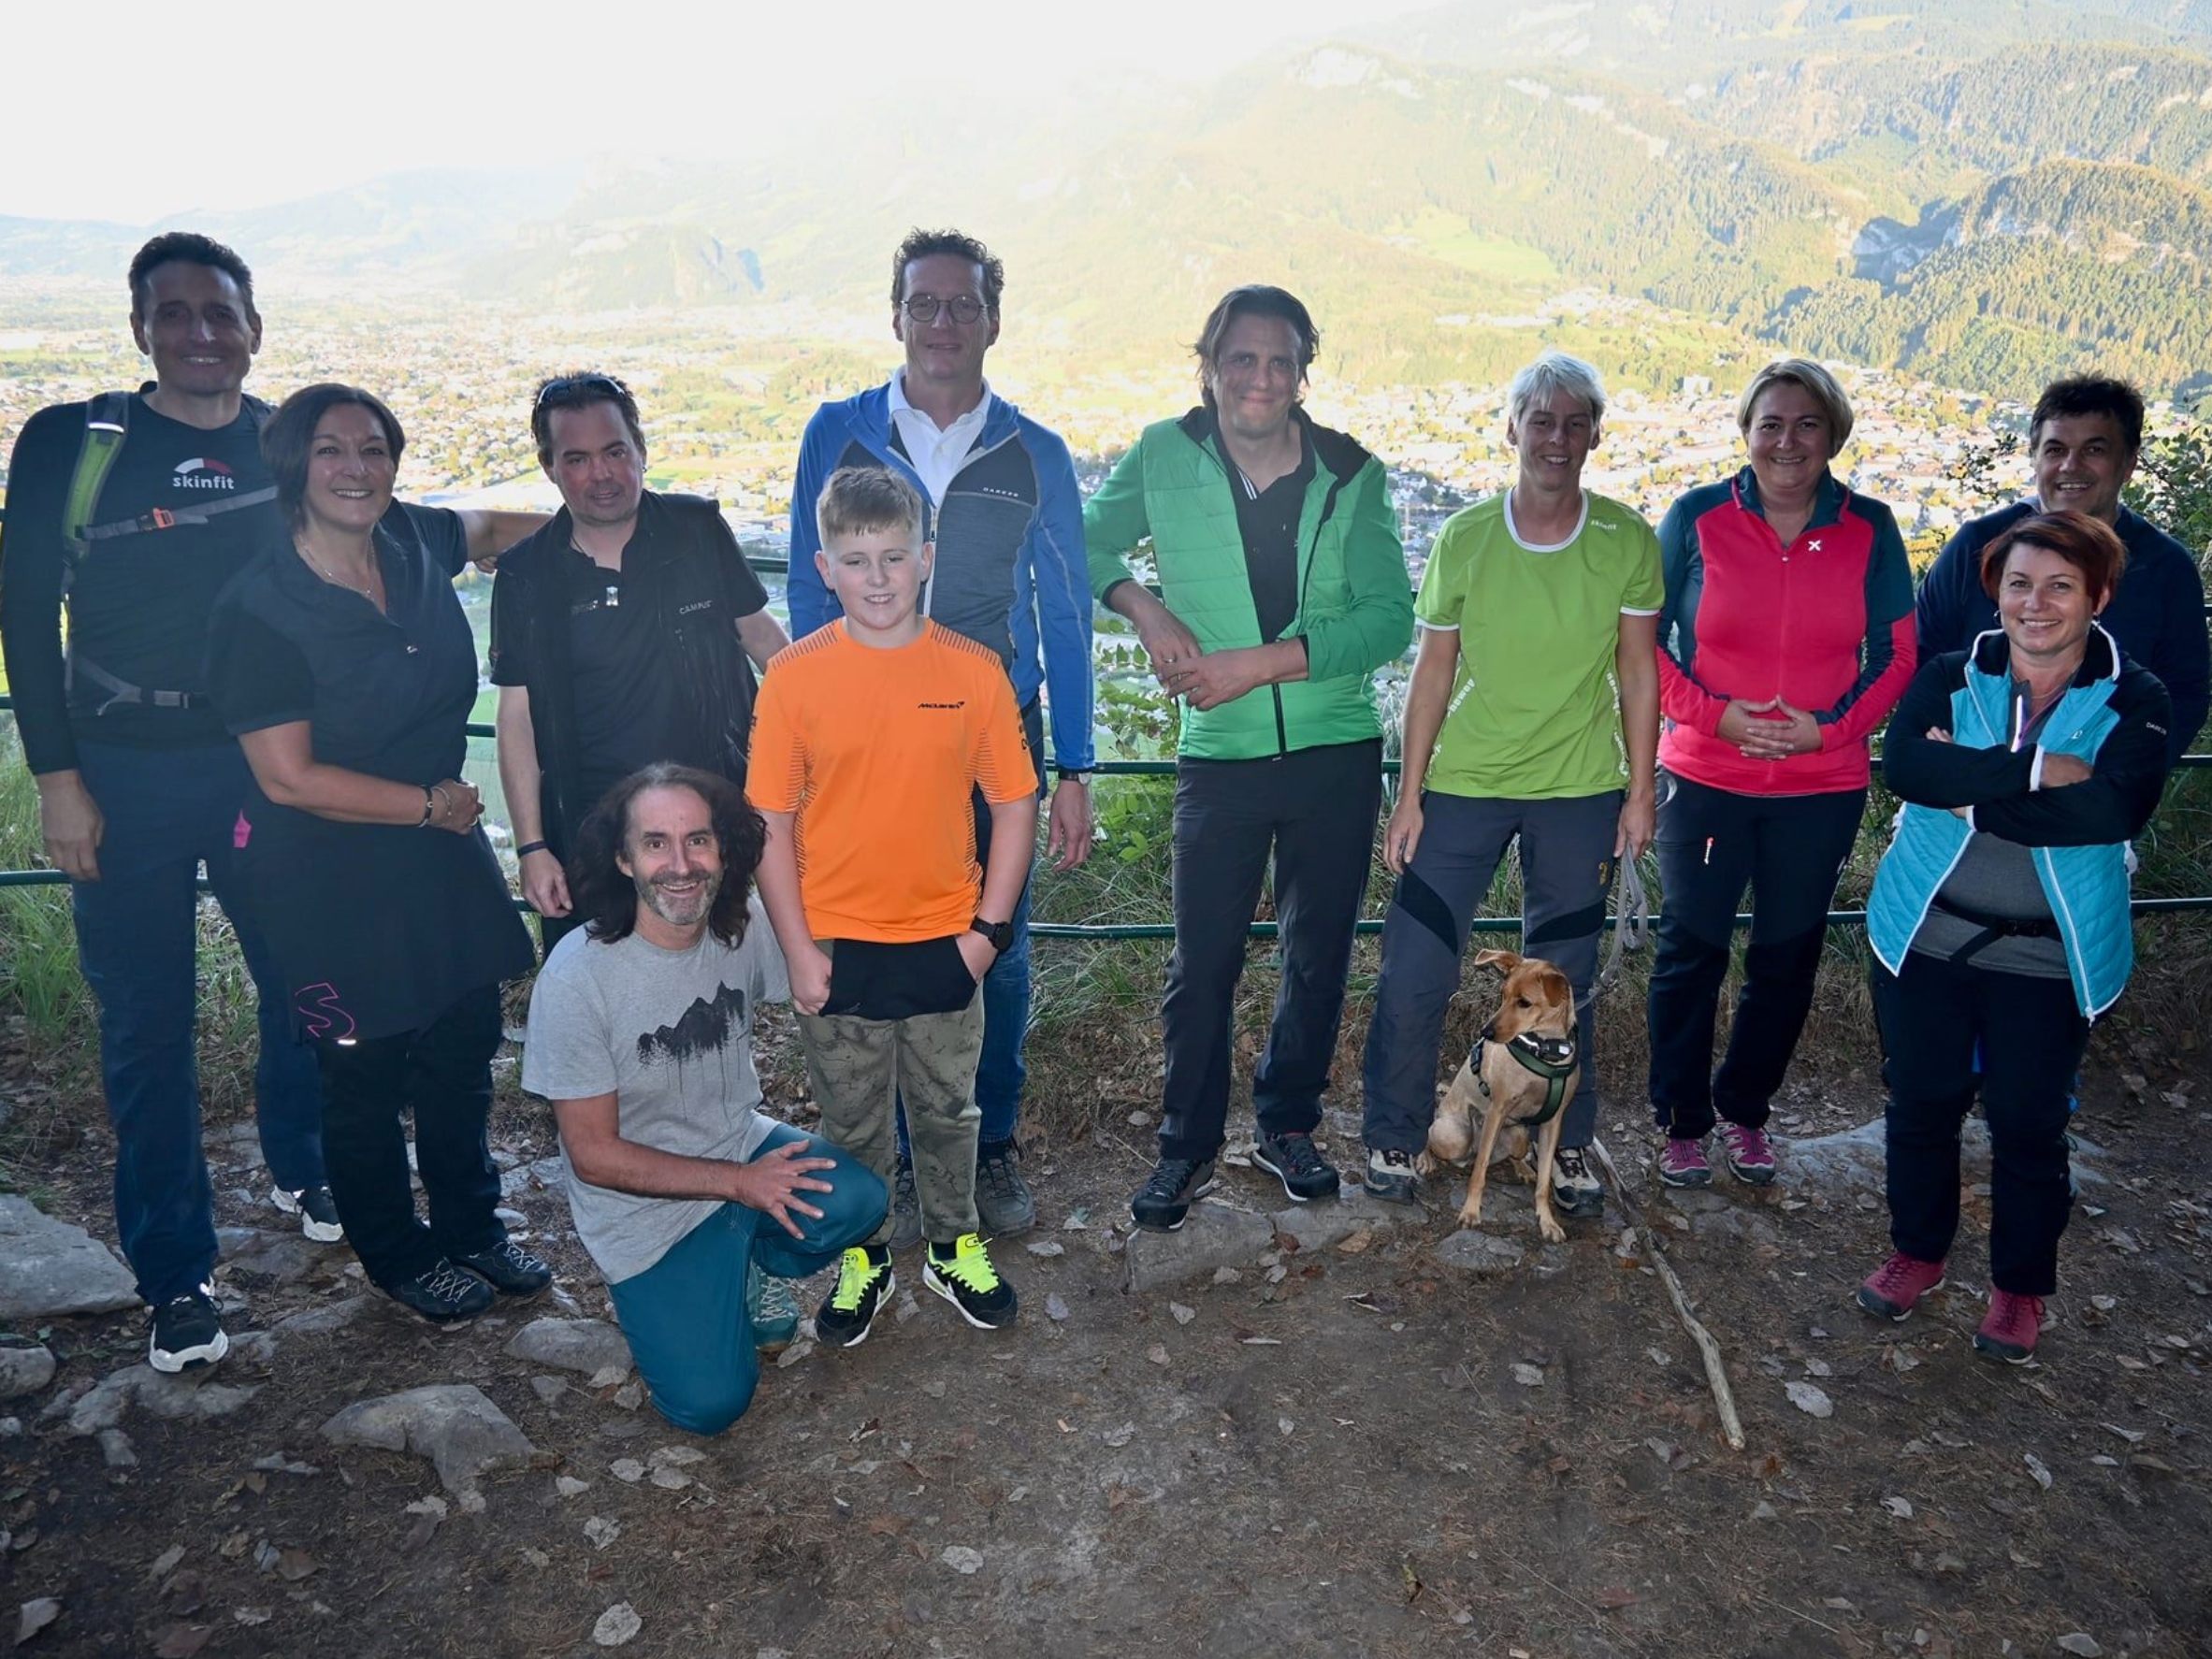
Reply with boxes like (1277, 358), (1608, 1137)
(172, 459), (237, 492)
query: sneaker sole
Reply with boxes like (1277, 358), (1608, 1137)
(921, 1264), (1016, 1331)
(1855, 1275), (1945, 1321)
(1971, 1334), (2035, 1365)
(1658, 1168), (1713, 1189)
(300, 1219), (345, 1245)
(820, 1268), (894, 1349)
(1363, 1176), (1420, 1205)
(976, 1208), (1037, 1241)
(1132, 1176), (1217, 1233)
(1726, 1162), (1777, 1187)
(1251, 1150), (1340, 1205)
(148, 1330), (229, 1374)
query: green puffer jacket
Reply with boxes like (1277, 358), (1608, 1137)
(1083, 408), (1412, 761)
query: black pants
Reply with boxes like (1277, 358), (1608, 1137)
(1872, 952), (2084, 1296)
(1159, 739), (1381, 1161)
(1646, 774), (1866, 1136)
(316, 984), (507, 1288)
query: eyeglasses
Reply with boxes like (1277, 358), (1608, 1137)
(899, 294), (988, 325)
(535, 373), (630, 406)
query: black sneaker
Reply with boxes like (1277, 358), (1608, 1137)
(923, 1233), (1018, 1330)
(1130, 1155), (1217, 1232)
(975, 1138), (1037, 1238)
(387, 1259), (496, 1327)
(816, 1246), (894, 1349)
(889, 1156), (922, 1253)
(273, 1185), (344, 1244)
(1550, 1147), (1603, 1217)
(455, 1238), (553, 1296)
(1253, 1132), (1341, 1203)
(149, 1285), (229, 1374)
(1364, 1147), (1420, 1205)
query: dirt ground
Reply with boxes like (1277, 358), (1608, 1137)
(2, 997), (2208, 1659)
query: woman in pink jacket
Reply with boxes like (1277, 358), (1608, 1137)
(1646, 359), (1917, 1188)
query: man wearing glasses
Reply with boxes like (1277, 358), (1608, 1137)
(493, 374), (789, 959)
(787, 228), (1094, 1242)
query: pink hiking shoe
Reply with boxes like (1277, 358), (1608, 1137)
(1856, 1252), (1947, 1320)
(1973, 1290), (2045, 1364)
(1658, 1136), (1712, 1188)
(1717, 1122), (1778, 1186)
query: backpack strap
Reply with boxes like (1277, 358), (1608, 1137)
(56, 391), (135, 594)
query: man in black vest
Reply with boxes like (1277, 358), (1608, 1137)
(492, 373), (788, 958)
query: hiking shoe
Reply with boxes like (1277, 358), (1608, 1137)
(815, 1246), (894, 1349)
(976, 1138), (1037, 1238)
(148, 1285), (229, 1373)
(923, 1233), (1018, 1330)
(272, 1184), (344, 1244)
(1973, 1290), (2045, 1364)
(1130, 1155), (1217, 1232)
(747, 1258), (801, 1355)
(1551, 1147), (1603, 1217)
(1253, 1132), (1341, 1203)
(387, 1259), (496, 1327)
(1365, 1147), (1420, 1205)
(1658, 1136), (1713, 1188)
(1718, 1123), (1778, 1187)
(1856, 1252), (1947, 1321)
(455, 1238), (553, 1297)
(889, 1156), (922, 1253)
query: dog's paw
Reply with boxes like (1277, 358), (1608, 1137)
(1456, 1202), (1486, 1229)
(1537, 1213), (1568, 1246)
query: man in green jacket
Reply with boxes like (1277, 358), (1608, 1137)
(1084, 284), (1413, 1231)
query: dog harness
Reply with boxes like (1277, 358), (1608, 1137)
(1470, 1024), (1579, 1128)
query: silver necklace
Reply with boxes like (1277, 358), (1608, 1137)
(298, 541), (379, 601)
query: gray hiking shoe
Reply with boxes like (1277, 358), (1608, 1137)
(975, 1138), (1036, 1238)
(889, 1155), (922, 1252)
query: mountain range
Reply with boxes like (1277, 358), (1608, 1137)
(7, 0), (2212, 399)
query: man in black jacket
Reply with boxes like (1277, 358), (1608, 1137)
(491, 374), (788, 957)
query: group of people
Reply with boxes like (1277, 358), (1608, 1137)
(0, 225), (2201, 1428)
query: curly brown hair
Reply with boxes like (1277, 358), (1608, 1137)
(569, 764), (766, 946)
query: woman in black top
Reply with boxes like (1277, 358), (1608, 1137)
(206, 383), (545, 1325)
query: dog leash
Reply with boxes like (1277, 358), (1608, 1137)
(1575, 850), (1651, 1020)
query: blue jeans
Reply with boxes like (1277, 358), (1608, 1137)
(900, 698), (1045, 1157)
(605, 1127), (887, 1435)
(69, 741), (326, 1305)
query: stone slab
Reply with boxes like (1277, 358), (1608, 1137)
(505, 1318), (633, 1378)
(1434, 1230), (1526, 1277)
(0, 1196), (138, 1320)
(1121, 1202), (1274, 1293)
(322, 1383), (536, 1494)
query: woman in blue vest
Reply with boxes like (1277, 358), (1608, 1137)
(1858, 511), (2172, 1363)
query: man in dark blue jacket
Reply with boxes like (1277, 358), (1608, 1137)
(786, 228), (1094, 1241)
(1916, 376), (2208, 764)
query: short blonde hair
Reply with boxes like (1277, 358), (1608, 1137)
(816, 465), (925, 547)
(1736, 357), (1854, 455)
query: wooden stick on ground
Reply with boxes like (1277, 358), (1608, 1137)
(1588, 1137), (1747, 1451)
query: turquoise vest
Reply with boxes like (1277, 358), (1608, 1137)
(1867, 628), (2135, 1017)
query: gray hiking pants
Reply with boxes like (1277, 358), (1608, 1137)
(1359, 789), (1621, 1154)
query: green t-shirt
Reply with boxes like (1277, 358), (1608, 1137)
(1416, 490), (1664, 800)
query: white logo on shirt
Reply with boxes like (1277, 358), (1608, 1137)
(172, 458), (238, 492)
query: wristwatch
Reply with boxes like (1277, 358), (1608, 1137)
(970, 916), (1017, 953)
(1055, 766), (1093, 784)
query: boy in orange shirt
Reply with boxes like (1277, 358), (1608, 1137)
(751, 466), (1038, 1345)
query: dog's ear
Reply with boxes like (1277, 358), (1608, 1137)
(1473, 948), (1523, 974)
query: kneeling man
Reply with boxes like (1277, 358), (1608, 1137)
(523, 763), (886, 1435)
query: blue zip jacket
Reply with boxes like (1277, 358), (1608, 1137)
(1868, 625), (2173, 1017)
(1916, 501), (2207, 767)
(787, 382), (1094, 772)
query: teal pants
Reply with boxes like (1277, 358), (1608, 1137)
(606, 1126), (886, 1435)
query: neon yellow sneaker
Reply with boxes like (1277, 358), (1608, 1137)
(814, 1245), (893, 1349)
(921, 1233), (1018, 1329)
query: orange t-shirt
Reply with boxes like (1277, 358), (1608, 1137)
(747, 620), (1039, 943)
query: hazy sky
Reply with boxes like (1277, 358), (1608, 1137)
(8, 0), (1444, 224)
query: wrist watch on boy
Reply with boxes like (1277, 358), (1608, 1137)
(970, 916), (1016, 953)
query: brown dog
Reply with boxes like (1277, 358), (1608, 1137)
(1425, 948), (1581, 1245)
